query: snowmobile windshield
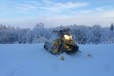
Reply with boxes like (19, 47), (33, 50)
(53, 28), (71, 38)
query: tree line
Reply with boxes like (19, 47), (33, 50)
(0, 23), (114, 44)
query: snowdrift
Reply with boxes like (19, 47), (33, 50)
(0, 44), (114, 76)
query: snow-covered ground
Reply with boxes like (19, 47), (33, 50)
(0, 44), (114, 76)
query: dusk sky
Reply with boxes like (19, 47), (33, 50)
(0, 0), (114, 28)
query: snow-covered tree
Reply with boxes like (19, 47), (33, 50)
(110, 23), (114, 31)
(0, 23), (114, 44)
(109, 23), (114, 43)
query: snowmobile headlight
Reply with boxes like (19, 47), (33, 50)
(64, 35), (72, 40)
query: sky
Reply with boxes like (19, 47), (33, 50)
(0, 0), (114, 28)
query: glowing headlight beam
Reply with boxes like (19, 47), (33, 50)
(64, 35), (72, 40)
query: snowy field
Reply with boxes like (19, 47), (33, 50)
(0, 44), (114, 76)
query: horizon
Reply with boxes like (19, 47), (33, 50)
(0, 0), (114, 28)
(0, 22), (112, 29)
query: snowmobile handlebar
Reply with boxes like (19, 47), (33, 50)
(53, 28), (70, 33)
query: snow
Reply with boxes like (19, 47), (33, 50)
(0, 44), (114, 76)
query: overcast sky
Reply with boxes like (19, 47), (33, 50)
(0, 0), (114, 28)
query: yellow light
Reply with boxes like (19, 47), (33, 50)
(64, 35), (72, 40)
(70, 36), (72, 39)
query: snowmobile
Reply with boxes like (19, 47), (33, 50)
(44, 28), (79, 55)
